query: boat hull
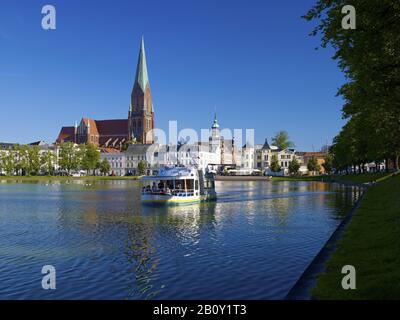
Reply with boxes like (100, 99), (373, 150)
(141, 193), (215, 205)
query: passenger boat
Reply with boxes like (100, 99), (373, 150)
(140, 166), (217, 205)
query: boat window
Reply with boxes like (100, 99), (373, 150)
(195, 180), (199, 190)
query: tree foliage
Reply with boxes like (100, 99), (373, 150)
(80, 143), (100, 174)
(270, 154), (281, 172)
(322, 153), (334, 174)
(272, 131), (294, 150)
(59, 142), (79, 173)
(304, 0), (400, 172)
(137, 160), (147, 176)
(41, 150), (56, 175)
(99, 158), (111, 176)
(0, 151), (15, 175)
(288, 157), (300, 175)
(307, 156), (321, 173)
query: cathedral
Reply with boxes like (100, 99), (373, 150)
(56, 37), (155, 149)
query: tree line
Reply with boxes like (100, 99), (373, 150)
(304, 0), (400, 173)
(0, 142), (111, 176)
(266, 131), (330, 175)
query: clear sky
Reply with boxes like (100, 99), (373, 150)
(0, 0), (345, 151)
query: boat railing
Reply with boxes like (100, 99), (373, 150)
(141, 188), (195, 197)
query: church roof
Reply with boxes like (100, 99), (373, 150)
(95, 119), (128, 136)
(56, 126), (75, 143)
(134, 36), (150, 93)
(82, 118), (99, 135)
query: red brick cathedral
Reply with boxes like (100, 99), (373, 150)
(56, 37), (155, 149)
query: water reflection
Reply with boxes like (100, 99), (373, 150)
(0, 180), (362, 299)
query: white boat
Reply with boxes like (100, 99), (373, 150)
(140, 166), (217, 205)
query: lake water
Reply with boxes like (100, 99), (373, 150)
(0, 179), (361, 300)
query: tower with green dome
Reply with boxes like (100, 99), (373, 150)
(209, 113), (221, 154)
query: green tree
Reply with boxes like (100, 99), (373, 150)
(123, 136), (137, 151)
(137, 160), (147, 176)
(270, 154), (281, 173)
(322, 154), (334, 174)
(59, 142), (79, 174)
(272, 131), (294, 150)
(1, 152), (16, 175)
(80, 143), (100, 175)
(27, 146), (41, 175)
(288, 157), (300, 175)
(307, 156), (321, 174)
(99, 158), (111, 176)
(304, 0), (400, 170)
(41, 150), (56, 175)
(14, 145), (27, 175)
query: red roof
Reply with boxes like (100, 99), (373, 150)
(297, 152), (327, 158)
(100, 147), (122, 154)
(55, 118), (128, 147)
(82, 118), (99, 135)
(56, 126), (75, 143)
(95, 119), (128, 136)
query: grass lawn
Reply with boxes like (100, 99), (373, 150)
(312, 172), (400, 299)
(272, 172), (389, 184)
(271, 175), (324, 182)
(326, 171), (390, 184)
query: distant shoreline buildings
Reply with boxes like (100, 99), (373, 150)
(5, 37), (385, 176)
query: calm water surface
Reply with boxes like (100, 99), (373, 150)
(0, 179), (361, 299)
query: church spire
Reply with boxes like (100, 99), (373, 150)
(129, 36), (154, 144)
(212, 112), (219, 129)
(134, 36), (150, 92)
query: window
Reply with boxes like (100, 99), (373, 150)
(133, 120), (137, 134)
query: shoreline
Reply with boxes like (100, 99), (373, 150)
(215, 175), (272, 181)
(285, 185), (367, 300)
(286, 171), (399, 300)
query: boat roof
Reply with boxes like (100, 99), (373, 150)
(141, 166), (198, 181)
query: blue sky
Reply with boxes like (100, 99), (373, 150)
(0, 0), (345, 150)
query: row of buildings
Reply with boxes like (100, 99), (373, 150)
(1, 37), (329, 176)
(0, 135), (328, 177)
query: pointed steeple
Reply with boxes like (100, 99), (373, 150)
(262, 138), (270, 150)
(134, 36), (150, 92)
(212, 113), (219, 129)
(129, 36), (155, 144)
